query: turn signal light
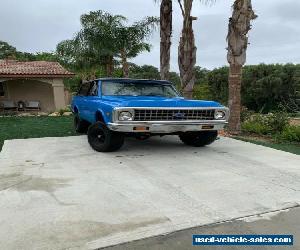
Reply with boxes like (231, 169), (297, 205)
(202, 125), (214, 130)
(133, 126), (149, 131)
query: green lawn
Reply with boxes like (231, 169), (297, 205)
(0, 116), (77, 150)
(233, 136), (300, 155)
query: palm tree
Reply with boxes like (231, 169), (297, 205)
(159, 0), (173, 80)
(57, 10), (157, 78)
(156, 0), (216, 90)
(177, 0), (216, 99)
(115, 17), (159, 77)
(227, 0), (257, 134)
(177, 0), (197, 99)
(76, 10), (126, 76)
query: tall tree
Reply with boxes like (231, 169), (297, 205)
(57, 10), (157, 78)
(159, 0), (173, 80)
(177, 0), (197, 99)
(0, 41), (17, 59)
(76, 10), (126, 76)
(227, 0), (257, 134)
(56, 40), (78, 67)
(115, 17), (159, 77)
(0, 40), (57, 62)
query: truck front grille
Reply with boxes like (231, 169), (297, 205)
(133, 109), (215, 121)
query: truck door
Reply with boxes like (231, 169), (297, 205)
(84, 81), (99, 122)
(75, 82), (92, 121)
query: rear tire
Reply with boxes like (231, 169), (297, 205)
(179, 131), (218, 147)
(87, 122), (125, 152)
(74, 114), (90, 134)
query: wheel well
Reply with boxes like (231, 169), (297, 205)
(73, 106), (79, 113)
(95, 111), (104, 122)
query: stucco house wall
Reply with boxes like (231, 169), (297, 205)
(0, 60), (74, 112)
(0, 78), (69, 112)
(3, 79), (55, 112)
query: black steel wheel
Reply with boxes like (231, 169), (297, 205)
(87, 122), (125, 152)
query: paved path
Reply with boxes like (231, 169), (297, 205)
(0, 136), (299, 250)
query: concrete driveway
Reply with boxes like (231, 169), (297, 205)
(0, 136), (299, 250)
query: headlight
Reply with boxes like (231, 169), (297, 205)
(215, 110), (226, 120)
(119, 111), (133, 121)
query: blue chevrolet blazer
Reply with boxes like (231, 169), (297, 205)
(71, 78), (229, 152)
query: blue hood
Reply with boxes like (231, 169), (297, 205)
(101, 96), (223, 108)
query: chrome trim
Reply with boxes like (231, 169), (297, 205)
(134, 109), (215, 121)
(112, 107), (229, 123)
(107, 122), (226, 133)
(111, 120), (227, 124)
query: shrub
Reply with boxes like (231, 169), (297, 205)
(193, 83), (213, 100)
(266, 111), (289, 133)
(206, 64), (300, 113)
(241, 112), (289, 135)
(242, 119), (272, 135)
(58, 106), (71, 116)
(275, 126), (300, 143)
(241, 107), (255, 122)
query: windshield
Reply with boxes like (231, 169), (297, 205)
(102, 81), (179, 98)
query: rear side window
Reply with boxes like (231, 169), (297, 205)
(88, 82), (98, 96)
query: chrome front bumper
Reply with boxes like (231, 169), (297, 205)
(107, 121), (227, 133)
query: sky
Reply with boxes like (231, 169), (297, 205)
(0, 0), (299, 71)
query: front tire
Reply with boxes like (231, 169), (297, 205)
(87, 122), (125, 152)
(179, 131), (218, 147)
(74, 114), (90, 134)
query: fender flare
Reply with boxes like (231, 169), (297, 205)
(95, 109), (106, 123)
(73, 105), (79, 114)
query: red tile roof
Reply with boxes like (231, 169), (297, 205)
(0, 60), (75, 78)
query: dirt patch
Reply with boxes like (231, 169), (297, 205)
(290, 118), (300, 126)
(0, 172), (29, 191)
(0, 172), (73, 205)
(10, 176), (70, 193)
(234, 134), (274, 143)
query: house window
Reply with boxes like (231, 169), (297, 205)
(0, 83), (4, 97)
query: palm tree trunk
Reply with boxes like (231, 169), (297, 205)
(160, 0), (172, 80)
(178, 0), (197, 99)
(227, 0), (257, 134)
(106, 55), (114, 76)
(228, 64), (242, 133)
(120, 49), (129, 77)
